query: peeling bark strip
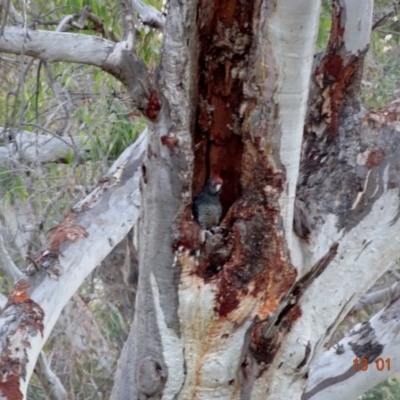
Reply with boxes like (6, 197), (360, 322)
(299, 1), (379, 235)
(312, 1), (368, 135)
(27, 212), (88, 278)
(0, 281), (44, 400)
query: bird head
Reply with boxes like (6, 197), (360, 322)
(207, 173), (223, 194)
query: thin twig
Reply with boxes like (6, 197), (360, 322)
(0, 0), (11, 37)
(0, 222), (22, 281)
(373, 1), (400, 31)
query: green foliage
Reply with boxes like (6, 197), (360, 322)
(362, 375), (400, 400)
(0, 168), (28, 202)
(316, 1), (332, 51)
(362, 28), (400, 108)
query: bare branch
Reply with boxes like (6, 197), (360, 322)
(305, 294), (400, 400)
(57, 295), (117, 370)
(120, 0), (136, 50)
(0, 217), (66, 399)
(55, 15), (74, 32)
(0, 26), (115, 65)
(0, 127), (89, 168)
(131, 0), (165, 30)
(353, 282), (400, 312)
(0, 0), (22, 26)
(0, 128), (146, 397)
(0, 222), (22, 281)
(389, 269), (400, 281)
(0, 26), (155, 116)
(35, 353), (67, 400)
(0, 0), (10, 36)
(372, 1), (400, 30)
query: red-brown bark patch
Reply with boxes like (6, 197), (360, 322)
(213, 142), (297, 321)
(47, 212), (88, 255)
(145, 89), (161, 120)
(312, 1), (365, 135)
(317, 55), (357, 134)
(327, 1), (345, 49)
(321, 53), (344, 81)
(0, 294), (45, 397)
(364, 99), (400, 126)
(193, 0), (254, 215)
(9, 281), (30, 304)
(0, 375), (23, 400)
(285, 303), (302, 324)
(366, 149), (385, 168)
(175, 206), (203, 251)
(161, 135), (179, 149)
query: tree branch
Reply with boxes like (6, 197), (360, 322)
(131, 0), (165, 30)
(353, 272), (400, 312)
(304, 294), (400, 399)
(0, 27), (113, 65)
(0, 127), (89, 167)
(0, 27), (153, 115)
(0, 0), (22, 26)
(0, 221), (67, 399)
(0, 222), (22, 281)
(57, 294), (117, 371)
(372, 1), (400, 30)
(35, 353), (67, 400)
(0, 128), (146, 398)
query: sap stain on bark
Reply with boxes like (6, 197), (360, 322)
(145, 89), (162, 120)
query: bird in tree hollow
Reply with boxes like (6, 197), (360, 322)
(193, 174), (223, 230)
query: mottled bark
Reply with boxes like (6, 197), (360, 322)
(304, 294), (400, 400)
(1, 0), (400, 399)
(0, 130), (146, 398)
(113, 0), (400, 399)
(112, 0), (319, 399)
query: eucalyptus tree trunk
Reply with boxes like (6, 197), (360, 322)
(1, 0), (400, 399)
(112, 0), (400, 399)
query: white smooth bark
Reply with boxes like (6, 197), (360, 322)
(132, 0), (165, 29)
(0, 27), (114, 65)
(343, 0), (373, 53)
(262, 190), (400, 399)
(305, 294), (400, 399)
(269, 0), (321, 254)
(259, 2), (399, 399)
(35, 353), (68, 400)
(0, 129), (146, 398)
(0, 127), (89, 167)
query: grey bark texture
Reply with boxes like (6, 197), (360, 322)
(0, 0), (399, 399)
